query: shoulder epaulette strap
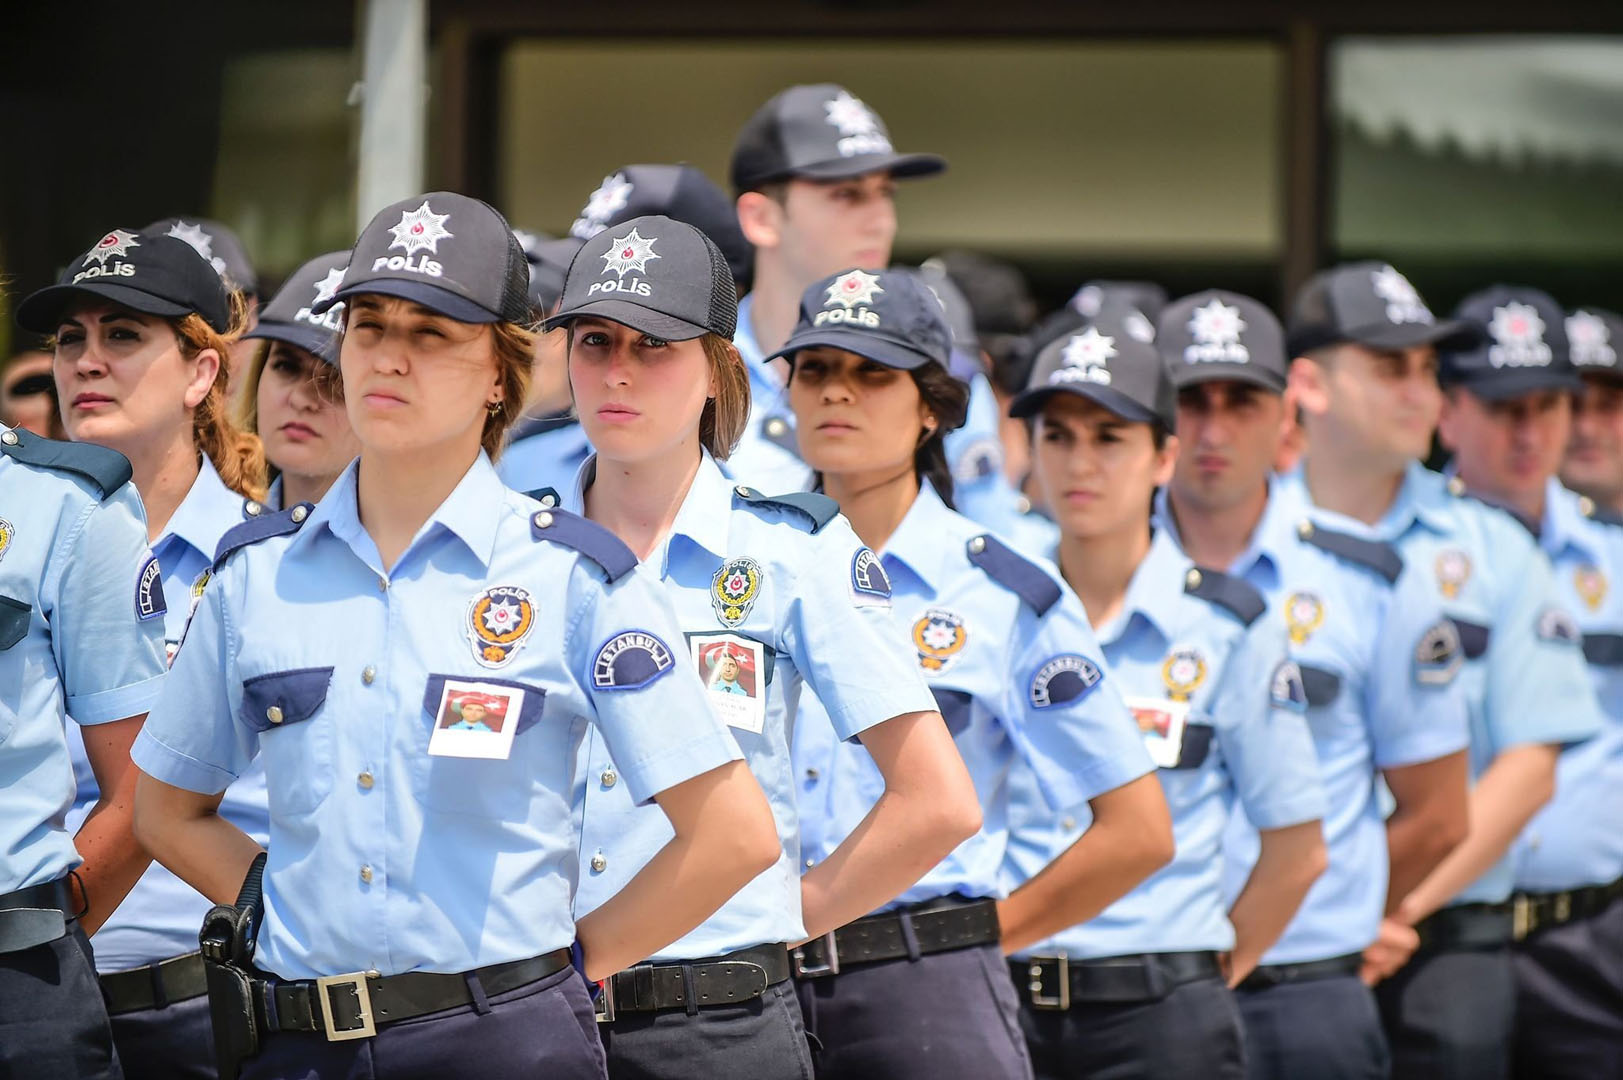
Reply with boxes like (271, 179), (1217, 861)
(1295, 518), (1403, 585)
(529, 507), (637, 583)
(212, 503), (313, 569)
(0, 428), (131, 499)
(1182, 565), (1265, 626)
(731, 484), (838, 533)
(966, 533), (1061, 616)
(1578, 495), (1623, 529)
(524, 486), (563, 509)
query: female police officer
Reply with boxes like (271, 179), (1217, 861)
(542, 215), (979, 1079)
(18, 225), (270, 1079)
(780, 267), (1172, 1080)
(1001, 305), (1329, 1079)
(128, 193), (780, 1080)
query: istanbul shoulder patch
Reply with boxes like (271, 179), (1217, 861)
(849, 547), (891, 607)
(1414, 618), (1464, 686)
(135, 553), (166, 621)
(1269, 659), (1307, 712)
(593, 630), (675, 691)
(1029, 654), (1103, 709)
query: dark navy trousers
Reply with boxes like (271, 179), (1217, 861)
(1375, 945), (1513, 1080)
(1017, 975), (1246, 1080)
(1237, 974), (1390, 1080)
(0, 921), (122, 1080)
(1512, 897), (1623, 1080)
(107, 990), (215, 1080)
(598, 980), (813, 1079)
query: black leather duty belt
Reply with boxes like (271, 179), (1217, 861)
(1237, 952), (1362, 992)
(1511, 876), (1623, 942)
(594, 943), (790, 1023)
(0, 875), (80, 954)
(253, 948), (571, 1042)
(101, 950), (209, 1015)
(1012, 950), (1223, 1009)
(1412, 904), (1513, 953)
(791, 897), (1000, 979)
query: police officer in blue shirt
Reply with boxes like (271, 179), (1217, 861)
(780, 267), (1171, 1079)
(1281, 266), (1602, 1080)
(17, 225), (275, 1079)
(1431, 285), (1623, 1077)
(0, 414), (167, 1078)
(1001, 306), (1329, 1079)
(128, 192), (782, 1080)
(728, 84), (946, 493)
(538, 214), (977, 1079)
(1561, 306), (1623, 516)
(1152, 289), (1472, 1079)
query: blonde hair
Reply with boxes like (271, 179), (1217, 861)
(173, 294), (268, 502)
(699, 333), (751, 460)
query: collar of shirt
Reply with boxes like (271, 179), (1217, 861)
(563, 450), (734, 574)
(1281, 460), (1454, 542)
(265, 474), (284, 512)
(1094, 527), (1190, 647)
(876, 481), (958, 594)
(1154, 477), (1293, 589)
(1541, 478), (1605, 566)
(291, 452), (505, 571)
(155, 455), (246, 565)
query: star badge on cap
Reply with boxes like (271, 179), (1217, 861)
(1189, 299), (1245, 346)
(573, 173), (635, 239)
(1062, 327), (1117, 368)
(1568, 312), (1616, 368)
(1371, 265), (1434, 325)
(312, 266), (346, 306)
(389, 201), (453, 256)
(825, 269), (883, 309)
(83, 229), (140, 267)
(600, 228), (660, 278)
(825, 90), (882, 137)
(166, 221), (225, 277)
(1488, 302), (1551, 368)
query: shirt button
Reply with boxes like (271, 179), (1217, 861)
(0, 430), (18, 446)
(589, 853), (608, 873)
(358, 771), (374, 790)
(359, 864), (373, 883)
(378, 576), (389, 592)
(534, 511), (554, 529)
(804, 767), (820, 781)
(766, 418), (788, 437)
(1062, 816), (1076, 831)
(968, 536), (987, 555)
(805, 858), (816, 869)
(362, 666), (376, 685)
(538, 493), (558, 509)
(266, 705), (284, 725)
(600, 768), (617, 788)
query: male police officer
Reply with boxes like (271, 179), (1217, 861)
(1283, 265), (1601, 1079)
(1435, 286), (1623, 1078)
(728, 83), (945, 492)
(1561, 307), (1623, 515)
(1154, 289), (1471, 1079)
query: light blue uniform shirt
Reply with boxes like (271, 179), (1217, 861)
(1004, 529), (1326, 958)
(565, 453), (936, 958)
(0, 424), (166, 895)
(497, 414), (593, 496)
(66, 456), (273, 971)
(1514, 480), (1623, 891)
(722, 294), (817, 495)
(944, 374), (1032, 543)
(797, 483), (1153, 908)
(133, 453), (740, 979)
(1281, 463), (1601, 906)
(1161, 482), (1470, 964)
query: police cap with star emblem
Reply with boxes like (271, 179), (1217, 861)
(545, 214), (738, 342)
(1287, 261), (1481, 358)
(1567, 307), (1623, 383)
(569, 165), (752, 286)
(140, 217), (260, 298)
(1155, 289), (1288, 394)
(768, 267), (954, 378)
(1439, 285), (1582, 401)
(242, 251), (350, 362)
(731, 83), (946, 191)
(16, 229), (233, 334)
(314, 191), (532, 325)
(1010, 299), (1173, 430)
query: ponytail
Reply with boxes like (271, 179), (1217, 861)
(910, 361), (971, 509)
(172, 291), (268, 502)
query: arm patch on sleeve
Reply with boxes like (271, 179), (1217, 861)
(135, 553), (166, 621)
(592, 630), (675, 691)
(1028, 654), (1103, 709)
(1414, 618), (1464, 686)
(1270, 660), (1307, 712)
(850, 547), (892, 606)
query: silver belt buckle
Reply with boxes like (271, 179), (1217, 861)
(1026, 955), (1070, 1011)
(792, 933), (840, 978)
(315, 971), (377, 1041)
(594, 975), (617, 1024)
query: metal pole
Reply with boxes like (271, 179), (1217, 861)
(355, 0), (427, 232)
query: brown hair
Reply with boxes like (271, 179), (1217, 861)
(910, 362), (971, 508)
(699, 333), (751, 460)
(173, 293), (268, 502)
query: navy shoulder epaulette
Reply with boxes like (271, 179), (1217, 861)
(1295, 519), (1403, 585)
(1182, 566), (1265, 626)
(731, 484), (838, 533)
(966, 533), (1061, 616)
(529, 507), (637, 583)
(524, 486), (563, 509)
(212, 503), (314, 569)
(0, 428), (131, 499)
(1579, 496), (1623, 529)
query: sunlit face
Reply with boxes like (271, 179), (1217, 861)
(338, 295), (499, 458)
(1032, 394), (1177, 541)
(1562, 375), (1623, 506)
(254, 341), (360, 482)
(788, 346), (931, 480)
(1169, 380), (1284, 515)
(1439, 387), (1570, 509)
(1, 351), (55, 436)
(762, 174), (898, 284)
(1310, 343), (1442, 466)
(53, 300), (217, 456)
(567, 318), (712, 466)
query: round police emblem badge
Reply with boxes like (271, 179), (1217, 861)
(1161, 646), (1207, 702)
(711, 557), (764, 628)
(1575, 565), (1608, 612)
(912, 608), (968, 674)
(1434, 549), (1471, 600)
(0, 517), (12, 563)
(1284, 592), (1324, 646)
(467, 585), (536, 668)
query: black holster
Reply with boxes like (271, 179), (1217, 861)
(198, 852), (267, 1080)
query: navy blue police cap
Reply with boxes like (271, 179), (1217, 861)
(243, 251), (350, 363)
(17, 229), (232, 334)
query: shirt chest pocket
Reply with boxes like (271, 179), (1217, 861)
(930, 688), (975, 738)
(1450, 618), (1491, 660)
(240, 667), (335, 816)
(1161, 721), (1215, 771)
(1297, 664), (1343, 709)
(412, 673), (549, 819)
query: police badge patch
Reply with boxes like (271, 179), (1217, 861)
(593, 630), (674, 691)
(1161, 646), (1207, 702)
(1435, 549), (1471, 600)
(1029, 654), (1103, 709)
(849, 547), (891, 606)
(711, 557), (764, 628)
(467, 585), (536, 668)
(0, 517), (12, 563)
(135, 554), (166, 621)
(912, 609), (968, 674)
(1414, 618), (1464, 686)
(1575, 566), (1608, 612)
(1270, 660), (1307, 712)
(1284, 592), (1325, 646)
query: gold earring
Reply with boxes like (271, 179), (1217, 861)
(487, 400), (503, 416)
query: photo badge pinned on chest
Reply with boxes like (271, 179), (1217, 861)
(711, 557), (764, 628)
(468, 585), (536, 668)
